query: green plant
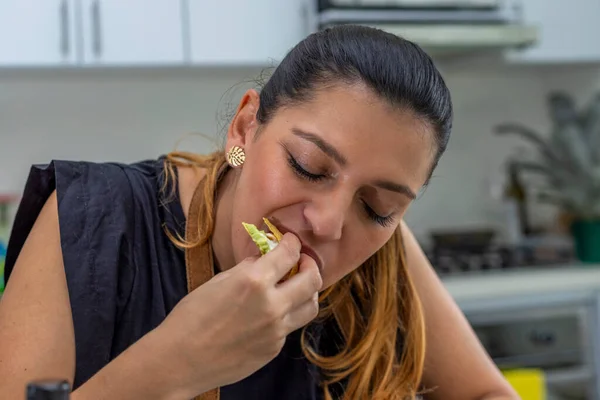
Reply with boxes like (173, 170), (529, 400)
(494, 91), (600, 220)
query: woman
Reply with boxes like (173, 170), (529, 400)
(0, 25), (518, 399)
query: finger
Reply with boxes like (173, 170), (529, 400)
(284, 291), (320, 332)
(258, 233), (301, 284)
(277, 253), (322, 309)
(210, 270), (232, 283)
(212, 255), (259, 283)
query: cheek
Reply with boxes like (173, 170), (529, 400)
(244, 152), (312, 211)
(254, 164), (294, 201)
(235, 158), (292, 217)
(322, 229), (393, 288)
(229, 161), (299, 263)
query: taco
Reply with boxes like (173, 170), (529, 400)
(242, 217), (300, 281)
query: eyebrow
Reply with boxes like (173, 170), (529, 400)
(291, 127), (417, 200)
(291, 128), (347, 166)
(373, 180), (417, 200)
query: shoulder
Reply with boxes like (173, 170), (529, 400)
(55, 160), (136, 219)
(175, 163), (206, 219)
(54, 158), (164, 206)
(398, 220), (426, 266)
(19, 158), (163, 215)
(5, 158), (168, 279)
(397, 219), (442, 303)
(53, 159), (169, 247)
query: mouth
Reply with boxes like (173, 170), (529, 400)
(263, 218), (324, 273)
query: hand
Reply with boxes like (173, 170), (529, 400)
(158, 233), (323, 397)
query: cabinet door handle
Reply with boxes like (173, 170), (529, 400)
(91, 0), (102, 57)
(59, 0), (70, 57)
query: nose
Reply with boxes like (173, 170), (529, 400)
(303, 191), (350, 241)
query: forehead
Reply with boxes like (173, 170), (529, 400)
(272, 84), (436, 187)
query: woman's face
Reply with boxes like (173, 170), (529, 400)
(226, 84), (436, 289)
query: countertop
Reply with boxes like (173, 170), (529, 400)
(441, 264), (600, 310)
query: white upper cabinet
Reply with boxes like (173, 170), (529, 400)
(3, 1), (600, 68)
(0, 0), (78, 66)
(187, 0), (309, 66)
(507, 0), (600, 63)
(79, 0), (185, 66)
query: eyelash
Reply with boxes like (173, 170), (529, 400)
(362, 201), (395, 228)
(287, 154), (396, 228)
(287, 154), (326, 182)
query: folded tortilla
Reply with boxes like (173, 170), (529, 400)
(242, 218), (299, 281)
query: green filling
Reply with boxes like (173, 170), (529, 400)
(242, 222), (276, 255)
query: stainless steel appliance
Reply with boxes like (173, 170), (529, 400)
(322, 0), (499, 6)
(462, 291), (600, 399)
(424, 230), (574, 277)
(310, 0), (538, 55)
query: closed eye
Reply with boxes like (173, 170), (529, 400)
(287, 154), (326, 182)
(362, 201), (395, 228)
(286, 147), (396, 228)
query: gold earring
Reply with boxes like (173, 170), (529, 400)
(226, 146), (246, 167)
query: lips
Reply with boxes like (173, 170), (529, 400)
(263, 218), (324, 273)
(299, 245), (324, 273)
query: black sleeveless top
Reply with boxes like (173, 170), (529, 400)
(4, 157), (343, 400)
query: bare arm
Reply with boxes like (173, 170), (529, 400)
(0, 191), (76, 394)
(400, 221), (519, 400)
(0, 192), (194, 400)
(0, 189), (322, 400)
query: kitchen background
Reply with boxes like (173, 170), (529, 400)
(2, 1), (600, 399)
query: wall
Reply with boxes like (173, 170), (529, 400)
(1, 58), (599, 244)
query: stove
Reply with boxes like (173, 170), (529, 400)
(424, 234), (575, 277)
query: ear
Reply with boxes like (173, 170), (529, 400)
(225, 89), (260, 151)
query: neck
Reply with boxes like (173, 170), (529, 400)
(211, 167), (237, 272)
